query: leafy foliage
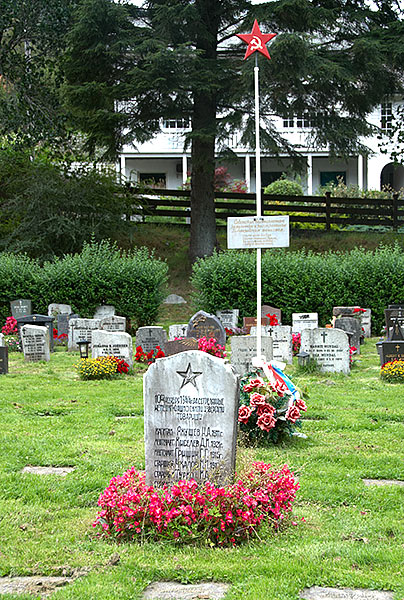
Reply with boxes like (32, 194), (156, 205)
(264, 177), (304, 196)
(0, 253), (40, 324)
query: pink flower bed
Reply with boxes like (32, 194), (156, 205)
(93, 462), (299, 546)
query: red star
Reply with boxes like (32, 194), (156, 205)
(236, 19), (277, 60)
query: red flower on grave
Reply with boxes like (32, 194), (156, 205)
(266, 313), (279, 326)
(257, 413), (276, 432)
(285, 405), (301, 424)
(238, 405), (254, 424)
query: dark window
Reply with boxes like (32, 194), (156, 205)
(320, 171), (346, 187)
(381, 102), (393, 132)
(262, 172), (283, 187)
(139, 173), (166, 188)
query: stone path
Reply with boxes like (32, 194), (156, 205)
(142, 581), (230, 599)
(0, 576), (73, 598)
(363, 478), (404, 487)
(300, 587), (394, 600)
(21, 466), (75, 476)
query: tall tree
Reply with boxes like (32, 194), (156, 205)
(64, 0), (404, 261)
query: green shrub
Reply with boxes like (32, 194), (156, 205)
(191, 244), (404, 333)
(264, 176), (304, 196)
(0, 253), (41, 323)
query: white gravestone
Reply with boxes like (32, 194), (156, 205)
(21, 324), (50, 362)
(99, 315), (126, 332)
(230, 335), (273, 376)
(0, 333), (4, 346)
(68, 318), (101, 351)
(136, 326), (167, 353)
(267, 325), (293, 364)
(93, 305), (115, 319)
(292, 312), (318, 334)
(144, 350), (239, 487)
(168, 324), (189, 341)
(301, 328), (350, 374)
(48, 303), (72, 317)
(361, 309), (372, 338)
(91, 330), (133, 369)
(216, 309), (239, 330)
(250, 325), (269, 337)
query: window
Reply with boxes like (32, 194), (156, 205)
(163, 119), (190, 129)
(320, 171), (346, 187)
(381, 102), (393, 131)
(139, 173), (166, 188)
(283, 116), (294, 128)
(262, 172), (283, 187)
(296, 114), (316, 128)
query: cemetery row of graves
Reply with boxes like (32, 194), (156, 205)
(0, 296), (404, 599)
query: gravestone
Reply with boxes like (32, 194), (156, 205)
(333, 306), (372, 337)
(57, 314), (69, 337)
(144, 350), (239, 486)
(168, 324), (189, 341)
(68, 318), (101, 351)
(164, 338), (199, 356)
(261, 304), (282, 323)
(301, 328), (350, 374)
(136, 326), (167, 353)
(388, 319), (404, 341)
(20, 324), (50, 362)
(91, 330), (133, 368)
(10, 299), (32, 319)
(48, 303), (72, 317)
(360, 309), (372, 338)
(378, 340), (404, 366)
(186, 310), (226, 346)
(0, 333), (4, 346)
(267, 325), (293, 364)
(230, 335), (273, 376)
(243, 316), (270, 334)
(16, 314), (55, 352)
(99, 315), (126, 332)
(292, 313), (318, 334)
(93, 305), (115, 319)
(163, 294), (187, 304)
(216, 309), (239, 331)
(0, 347), (8, 374)
(334, 317), (362, 353)
(250, 325), (269, 337)
(384, 308), (404, 333)
(388, 303), (404, 309)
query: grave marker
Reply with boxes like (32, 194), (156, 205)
(292, 313), (318, 334)
(168, 324), (189, 341)
(164, 338), (199, 356)
(99, 315), (126, 332)
(186, 311), (226, 346)
(384, 308), (404, 333)
(230, 335), (273, 375)
(10, 299), (32, 319)
(144, 350), (239, 486)
(136, 326), (167, 353)
(261, 304), (282, 323)
(333, 306), (372, 337)
(57, 314), (69, 337)
(68, 318), (101, 351)
(48, 303), (72, 317)
(0, 346), (8, 374)
(20, 324), (50, 362)
(243, 316), (269, 334)
(17, 314), (55, 351)
(0, 333), (4, 346)
(268, 325), (293, 364)
(216, 309), (239, 330)
(91, 330), (133, 368)
(301, 328), (350, 374)
(378, 340), (404, 366)
(334, 317), (362, 353)
(93, 305), (115, 319)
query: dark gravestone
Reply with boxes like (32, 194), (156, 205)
(261, 305), (282, 323)
(16, 314), (55, 352)
(388, 304), (404, 309)
(10, 299), (32, 319)
(186, 311), (226, 346)
(334, 317), (362, 354)
(57, 314), (69, 336)
(0, 347), (8, 374)
(384, 308), (404, 334)
(388, 319), (404, 341)
(164, 338), (199, 356)
(379, 340), (404, 366)
(243, 316), (270, 334)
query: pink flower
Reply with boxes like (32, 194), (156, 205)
(243, 377), (264, 392)
(256, 403), (275, 417)
(250, 392), (266, 407)
(257, 413), (276, 432)
(286, 405), (301, 423)
(295, 397), (307, 412)
(238, 405), (253, 424)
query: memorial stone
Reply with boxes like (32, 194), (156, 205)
(250, 326), (269, 337)
(361, 309), (372, 338)
(186, 311), (226, 346)
(301, 328), (350, 374)
(0, 333), (4, 346)
(68, 318), (101, 351)
(164, 338), (199, 356)
(91, 330), (133, 368)
(333, 306), (371, 337)
(0, 347), (8, 374)
(99, 315), (126, 332)
(16, 314), (55, 351)
(334, 317), (362, 353)
(230, 335), (273, 376)
(21, 324), (50, 362)
(388, 303), (404, 309)
(136, 326), (167, 353)
(384, 308), (404, 333)
(388, 319), (404, 341)
(267, 325), (293, 364)
(292, 313), (318, 334)
(216, 309), (239, 331)
(163, 294), (187, 304)
(144, 350), (239, 486)
(261, 304), (282, 323)
(243, 316), (270, 334)
(93, 305), (115, 318)
(48, 303), (72, 317)
(168, 324), (189, 341)
(57, 314), (69, 337)
(10, 299), (32, 319)
(378, 340), (404, 366)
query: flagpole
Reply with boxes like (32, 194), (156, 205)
(254, 54), (262, 363)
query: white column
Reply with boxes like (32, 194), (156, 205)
(307, 154), (313, 195)
(182, 154), (188, 185)
(245, 154), (251, 192)
(358, 154), (364, 190)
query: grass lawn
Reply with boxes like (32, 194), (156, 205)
(0, 337), (403, 599)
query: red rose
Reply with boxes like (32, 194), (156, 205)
(256, 403), (275, 417)
(250, 392), (266, 407)
(295, 397), (307, 412)
(257, 413), (276, 432)
(286, 405), (301, 423)
(238, 405), (253, 424)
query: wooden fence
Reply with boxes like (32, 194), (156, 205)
(126, 187), (403, 231)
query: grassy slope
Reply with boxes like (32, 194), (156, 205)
(0, 338), (403, 599)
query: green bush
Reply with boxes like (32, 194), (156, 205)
(0, 240), (168, 327)
(191, 245), (404, 334)
(264, 176), (303, 196)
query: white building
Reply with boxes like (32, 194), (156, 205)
(117, 100), (404, 194)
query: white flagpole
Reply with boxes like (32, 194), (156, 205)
(254, 55), (262, 363)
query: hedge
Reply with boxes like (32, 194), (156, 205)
(0, 240), (168, 328)
(191, 245), (404, 334)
